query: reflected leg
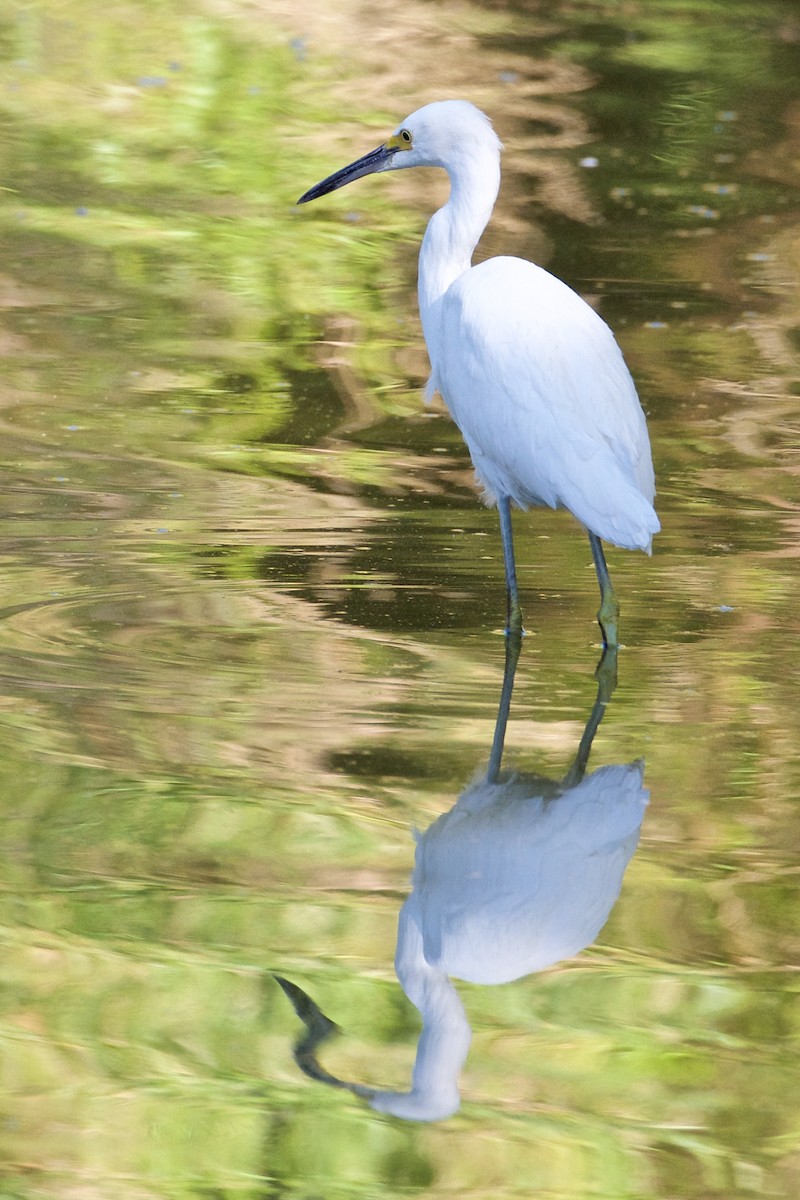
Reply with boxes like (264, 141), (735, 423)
(561, 645), (618, 789)
(588, 531), (619, 649)
(498, 495), (523, 636)
(487, 622), (523, 784)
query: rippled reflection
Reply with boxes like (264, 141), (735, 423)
(278, 643), (648, 1120)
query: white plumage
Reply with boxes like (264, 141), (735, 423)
(435, 256), (657, 549)
(299, 99), (659, 643)
(370, 759), (649, 1120)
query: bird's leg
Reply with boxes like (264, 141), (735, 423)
(561, 644), (618, 789)
(588, 532), (619, 649)
(594, 642), (618, 702)
(486, 620), (523, 784)
(498, 495), (523, 636)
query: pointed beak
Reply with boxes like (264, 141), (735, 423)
(297, 142), (396, 204)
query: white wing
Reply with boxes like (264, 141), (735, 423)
(412, 761), (649, 984)
(433, 256), (660, 551)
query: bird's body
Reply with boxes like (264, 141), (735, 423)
(432, 255), (657, 549)
(299, 100), (659, 643)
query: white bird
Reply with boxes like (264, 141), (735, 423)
(275, 636), (647, 1122)
(276, 758), (649, 1122)
(373, 757), (649, 1119)
(298, 100), (660, 646)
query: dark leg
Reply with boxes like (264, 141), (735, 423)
(498, 495), (523, 636)
(561, 645), (618, 789)
(487, 622), (523, 784)
(588, 531), (619, 649)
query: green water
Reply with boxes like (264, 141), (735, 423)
(1, 1), (799, 1196)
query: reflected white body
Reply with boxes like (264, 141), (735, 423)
(368, 761), (649, 1120)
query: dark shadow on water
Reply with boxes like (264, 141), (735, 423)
(276, 639), (648, 1121)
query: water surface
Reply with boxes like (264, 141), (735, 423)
(1, 1), (799, 1197)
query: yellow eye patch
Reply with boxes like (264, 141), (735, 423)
(387, 127), (413, 150)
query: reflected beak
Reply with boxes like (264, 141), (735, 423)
(297, 143), (396, 204)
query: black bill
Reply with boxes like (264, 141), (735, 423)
(297, 142), (395, 204)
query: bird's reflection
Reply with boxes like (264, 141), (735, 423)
(276, 641), (648, 1121)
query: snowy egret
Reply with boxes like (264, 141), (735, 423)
(298, 100), (660, 645)
(276, 643), (648, 1121)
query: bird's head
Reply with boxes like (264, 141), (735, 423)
(297, 100), (502, 204)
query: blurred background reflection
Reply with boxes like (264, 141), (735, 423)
(0, 1), (798, 1197)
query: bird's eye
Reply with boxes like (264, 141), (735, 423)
(388, 127), (414, 152)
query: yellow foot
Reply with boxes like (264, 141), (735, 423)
(506, 598), (524, 639)
(594, 645), (619, 703)
(597, 594), (620, 650)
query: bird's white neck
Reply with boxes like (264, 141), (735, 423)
(418, 153), (500, 363)
(367, 897), (471, 1120)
